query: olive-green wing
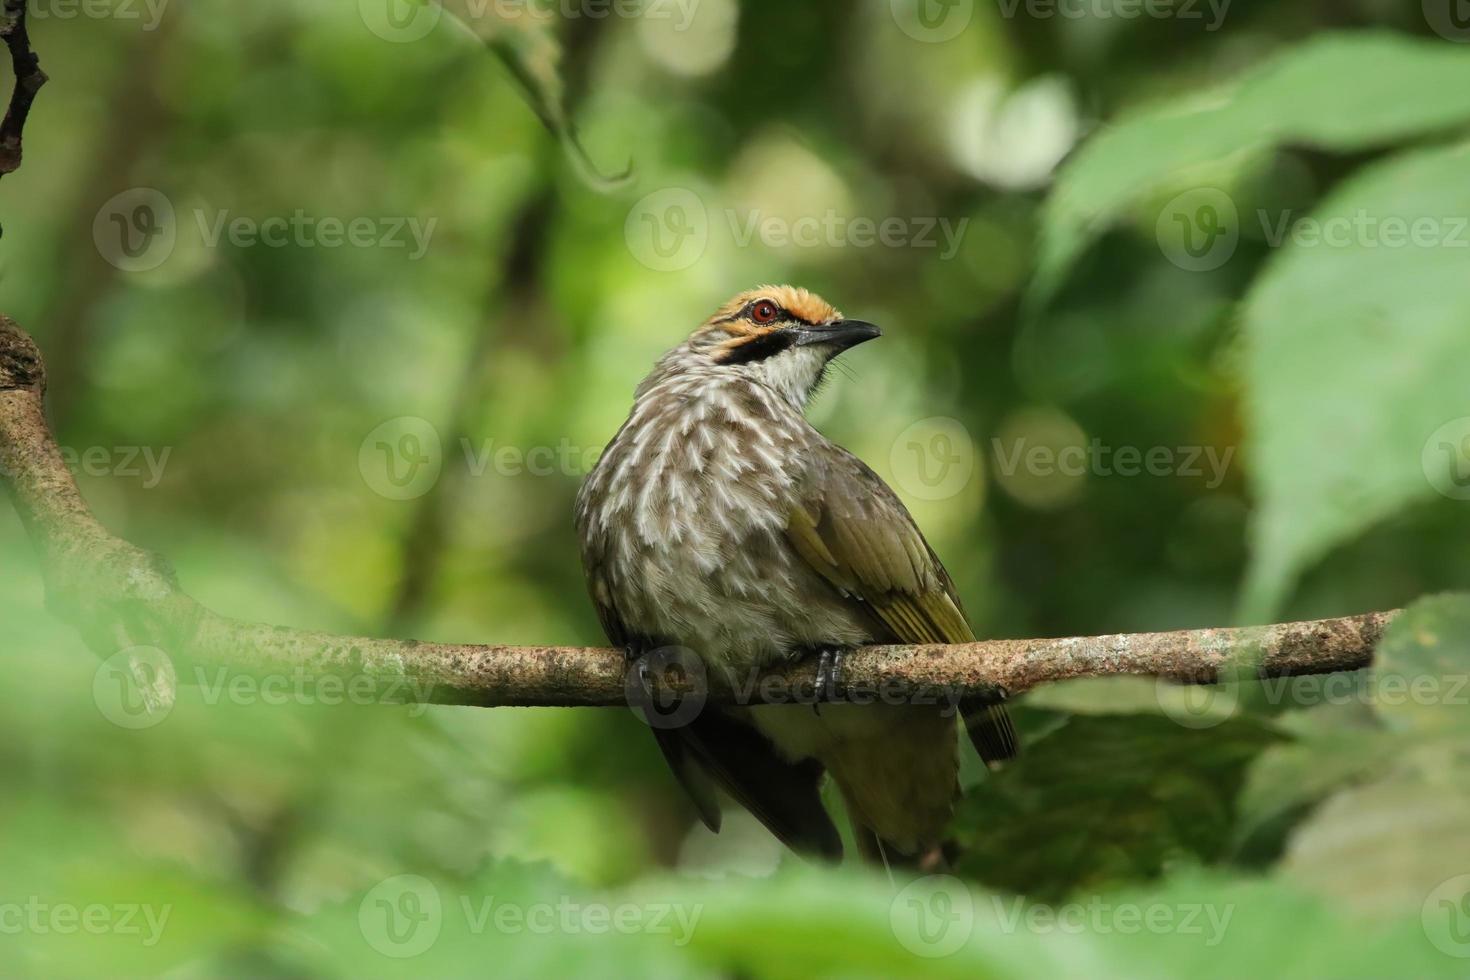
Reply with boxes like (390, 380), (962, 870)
(786, 448), (1017, 766)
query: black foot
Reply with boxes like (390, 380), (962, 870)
(811, 647), (848, 716)
(625, 644), (653, 700)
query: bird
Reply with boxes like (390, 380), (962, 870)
(574, 285), (1015, 866)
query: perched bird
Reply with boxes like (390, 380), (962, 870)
(575, 285), (1014, 865)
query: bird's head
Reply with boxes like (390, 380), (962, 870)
(677, 285), (881, 407)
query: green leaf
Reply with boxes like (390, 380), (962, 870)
(1237, 598), (1470, 855)
(1281, 766), (1470, 921)
(1240, 142), (1470, 617)
(951, 714), (1278, 900)
(1024, 676), (1193, 715)
(1023, 675), (1239, 728)
(1372, 594), (1470, 736)
(0, 804), (270, 977)
(1093, 871), (1460, 978)
(672, 864), (1457, 980)
(441, 0), (632, 191)
(665, 866), (1045, 980)
(289, 859), (694, 979)
(1030, 33), (1470, 309)
(1233, 704), (1405, 860)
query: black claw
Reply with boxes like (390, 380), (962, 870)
(625, 644), (653, 700)
(811, 647), (849, 715)
(812, 649), (833, 716)
(829, 648), (846, 697)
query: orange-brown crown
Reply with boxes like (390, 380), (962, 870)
(700, 285), (841, 337)
(689, 286), (844, 364)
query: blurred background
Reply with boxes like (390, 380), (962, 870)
(5, 0), (1470, 975)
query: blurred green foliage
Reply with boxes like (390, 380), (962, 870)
(5, 0), (1470, 976)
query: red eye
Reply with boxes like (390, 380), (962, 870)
(751, 300), (779, 324)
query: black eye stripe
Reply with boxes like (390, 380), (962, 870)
(717, 330), (796, 365)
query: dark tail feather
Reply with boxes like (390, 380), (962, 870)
(962, 700), (1018, 768)
(677, 709), (843, 860)
(651, 727), (723, 834)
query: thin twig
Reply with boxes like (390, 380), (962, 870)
(0, 0), (47, 177)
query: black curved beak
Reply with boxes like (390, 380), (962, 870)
(793, 319), (882, 352)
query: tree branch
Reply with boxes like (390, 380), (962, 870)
(0, 316), (1395, 709)
(0, 0), (46, 178)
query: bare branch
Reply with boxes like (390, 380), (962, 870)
(0, 0), (47, 178)
(0, 316), (1394, 709)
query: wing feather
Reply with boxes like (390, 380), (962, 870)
(785, 448), (1018, 766)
